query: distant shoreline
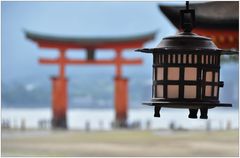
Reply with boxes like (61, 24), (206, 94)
(2, 106), (238, 110)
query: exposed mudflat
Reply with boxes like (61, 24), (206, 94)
(2, 129), (239, 157)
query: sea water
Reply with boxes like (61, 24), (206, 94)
(2, 107), (238, 130)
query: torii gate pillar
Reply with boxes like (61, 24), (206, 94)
(114, 77), (128, 127)
(113, 48), (130, 127)
(51, 77), (68, 129)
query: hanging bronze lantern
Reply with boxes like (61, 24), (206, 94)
(136, 1), (237, 119)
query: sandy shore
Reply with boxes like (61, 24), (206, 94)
(2, 129), (239, 157)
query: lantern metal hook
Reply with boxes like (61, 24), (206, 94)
(180, 1), (195, 32)
(186, 1), (189, 10)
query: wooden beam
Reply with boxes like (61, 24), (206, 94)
(39, 58), (142, 65)
(37, 40), (150, 50)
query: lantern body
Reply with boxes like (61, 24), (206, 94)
(136, 32), (232, 119)
(152, 51), (221, 103)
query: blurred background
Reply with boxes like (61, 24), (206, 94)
(1, 1), (239, 157)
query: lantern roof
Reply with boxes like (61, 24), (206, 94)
(157, 32), (218, 50)
(136, 31), (220, 53)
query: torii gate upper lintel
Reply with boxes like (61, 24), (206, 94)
(25, 31), (155, 129)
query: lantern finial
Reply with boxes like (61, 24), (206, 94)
(180, 1), (195, 32)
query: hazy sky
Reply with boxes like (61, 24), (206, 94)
(1, 1), (238, 106)
(2, 1), (179, 82)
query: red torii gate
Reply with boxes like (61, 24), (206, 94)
(25, 31), (155, 128)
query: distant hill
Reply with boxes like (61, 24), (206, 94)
(2, 72), (152, 109)
(2, 62), (238, 109)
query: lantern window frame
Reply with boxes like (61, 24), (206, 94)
(152, 49), (222, 102)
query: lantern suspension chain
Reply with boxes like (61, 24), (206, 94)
(186, 1), (189, 10)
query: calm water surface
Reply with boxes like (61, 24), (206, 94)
(2, 107), (238, 130)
